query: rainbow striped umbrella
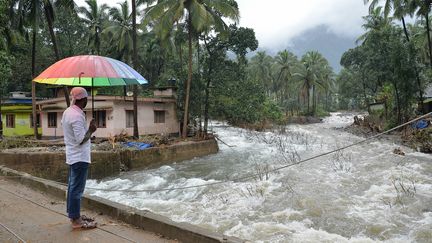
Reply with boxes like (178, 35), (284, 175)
(33, 55), (147, 116)
(33, 55), (148, 86)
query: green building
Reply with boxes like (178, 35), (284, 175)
(0, 92), (41, 137)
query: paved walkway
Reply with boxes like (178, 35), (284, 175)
(0, 178), (178, 243)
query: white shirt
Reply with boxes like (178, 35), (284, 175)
(61, 105), (91, 165)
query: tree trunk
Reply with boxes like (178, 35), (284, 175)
(44, 5), (70, 107)
(31, 29), (39, 139)
(425, 14), (432, 68)
(203, 67), (212, 134)
(132, 0), (139, 138)
(0, 89), (3, 137)
(401, 17), (425, 112)
(401, 17), (410, 42)
(312, 84), (316, 116)
(306, 83), (310, 114)
(176, 21), (184, 74)
(393, 80), (402, 124)
(325, 90), (329, 111)
(96, 30), (100, 55)
(44, 6), (59, 60)
(182, 19), (193, 138)
(196, 40), (202, 135)
(203, 38), (217, 134)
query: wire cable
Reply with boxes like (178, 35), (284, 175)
(82, 112), (432, 193)
(0, 187), (137, 243)
(0, 221), (27, 243)
(2, 112), (431, 193)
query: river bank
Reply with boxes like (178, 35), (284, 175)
(341, 113), (432, 153)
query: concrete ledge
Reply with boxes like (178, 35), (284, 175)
(122, 139), (219, 170)
(0, 139), (219, 183)
(0, 151), (121, 183)
(0, 166), (246, 243)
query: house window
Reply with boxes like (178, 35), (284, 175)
(48, 112), (57, 127)
(126, 110), (134, 128)
(30, 114), (41, 128)
(6, 114), (15, 128)
(93, 110), (106, 128)
(154, 110), (165, 123)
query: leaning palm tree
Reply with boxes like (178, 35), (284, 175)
(17, 0), (66, 138)
(79, 0), (108, 55)
(364, 0), (412, 41)
(144, 0), (240, 138)
(408, 0), (432, 68)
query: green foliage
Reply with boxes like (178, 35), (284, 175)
(262, 100), (283, 123)
(213, 77), (280, 126)
(79, 0), (109, 55)
(1, 0), (333, 133)
(357, 0), (432, 128)
(0, 51), (13, 97)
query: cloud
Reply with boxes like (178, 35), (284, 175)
(236, 0), (369, 49)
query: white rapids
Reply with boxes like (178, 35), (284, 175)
(86, 112), (432, 243)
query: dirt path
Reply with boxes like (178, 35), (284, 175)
(0, 178), (179, 243)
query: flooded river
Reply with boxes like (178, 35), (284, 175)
(87, 113), (432, 242)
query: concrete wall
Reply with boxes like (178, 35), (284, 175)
(123, 139), (219, 170)
(0, 139), (218, 183)
(0, 151), (121, 183)
(40, 111), (64, 138)
(112, 100), (179, 136)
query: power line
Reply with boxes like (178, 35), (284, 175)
(2, 112), (431, 193)
(82, 112), (432, 193)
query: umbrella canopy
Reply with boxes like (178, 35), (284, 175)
(33, 55), (147, 86)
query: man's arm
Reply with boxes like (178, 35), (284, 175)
(79, 119), (97, 145)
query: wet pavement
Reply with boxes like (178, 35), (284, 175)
(0, 178), (178, 243)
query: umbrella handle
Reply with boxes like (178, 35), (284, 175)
(79, 72), (84, 84)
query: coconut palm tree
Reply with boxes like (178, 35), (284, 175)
(409, 0), (432, 67)
(274, 50), (298, 104)
(24, 0), (80, 138)
(144, 0), (240, 138)
(104, 1), (134, 61)
(16, 0), (64, 138)
(79, 0), (108, 55)
(294, 51), (328, 115)
(364, 0), (412, 41)
(249, 51), (273, 96)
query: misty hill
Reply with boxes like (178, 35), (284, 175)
(258, 25), (358, 73)
(290, 25), (358, 73)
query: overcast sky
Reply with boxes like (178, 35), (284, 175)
(236, 0), (369, 50)
(76, 0), (370, 51)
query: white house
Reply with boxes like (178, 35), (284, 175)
(36, 87), (180, 138)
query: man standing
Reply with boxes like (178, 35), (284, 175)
(62, 87), (97, 229)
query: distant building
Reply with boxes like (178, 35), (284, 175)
(0, 92), (42, 137)
(37, 87), (180, 138)
(423, 84), (432, 113)
(368, 102), (385, 112)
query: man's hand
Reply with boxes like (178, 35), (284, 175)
(89, 119), (97, 133)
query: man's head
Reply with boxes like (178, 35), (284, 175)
(70, 87), (88, 109)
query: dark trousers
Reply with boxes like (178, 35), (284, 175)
(67, 162), (89, 219)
